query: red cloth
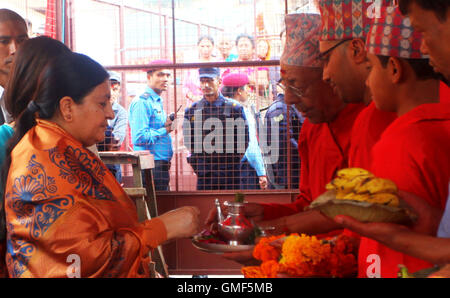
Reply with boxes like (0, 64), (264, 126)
(44, 0), (57, 39)
(348, 102), (397, 169)
(262, 104), (365, 220)
(441, 81), (450, 103)
(358, 102), (450, 278)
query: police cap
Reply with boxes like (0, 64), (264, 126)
(199, 67), (220, 79)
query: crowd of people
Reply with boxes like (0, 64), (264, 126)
(183, 33), (280, 105)
(101, 48), (301, 191)
(0, 0), (449, 278)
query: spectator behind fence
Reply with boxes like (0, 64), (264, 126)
(235, 33), (255, 62)
(0, 9), (29, 126)
(222, 34), (257, 89)
(183, 35), (218, 107)
(183, 67), (249, 190)
(129, 60), (174, 191)
(256, 38), (272, 97)
(217, 33), (238, 62)
(97, 71), (128, 183)
(256, 39), (271, 61)
(1, 51), (200, 277)
(222, 73), (267, 190)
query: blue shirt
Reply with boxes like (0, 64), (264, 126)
(225, 53), (239, 62)
(241, 104), (266, 176)
(0, 124), (13, 166)
(129, 87), (173, 161)
(109, 101), (128, 145)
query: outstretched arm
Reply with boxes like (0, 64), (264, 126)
(334, 190), (448, 265)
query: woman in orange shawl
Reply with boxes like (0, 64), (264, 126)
(1, 51), (200, 278)
(0, 36), (72, 278)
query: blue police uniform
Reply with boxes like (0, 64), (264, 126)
(129, 86), (173, 190)
(183, 94), (249, 190)
(264, 93), (303, 189)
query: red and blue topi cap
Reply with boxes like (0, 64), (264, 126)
(366, 5), (425, 59)
(317, 0), (392, 41)
(280, 13), (322, 68)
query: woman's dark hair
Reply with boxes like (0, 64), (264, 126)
(376, 55), (442, 81)
(197, 35), (214, 46)
(0, 51), (108, 241)
(236, 33), (255, 48)
(4, 36), (71, 119)
(222, 86), (244, 98)
(399, 0), (450, 22)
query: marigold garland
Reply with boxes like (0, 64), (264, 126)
(252, 234), (284, 262)
(242, 233), (357, 278)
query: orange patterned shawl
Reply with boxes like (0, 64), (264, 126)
(4, 119), (167, 278)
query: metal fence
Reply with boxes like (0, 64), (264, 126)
(10, 0), (317, 192)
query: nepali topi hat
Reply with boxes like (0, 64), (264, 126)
(366, 5), (426, 59)
(280, 13), (322, 68)
(317, 0), (392, 41)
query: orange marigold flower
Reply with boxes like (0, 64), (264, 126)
(280, 234), (331, 266)
(252, 235), (284, 262)
(260, 260), (279, 278)
(241, 266), (265, 278)
(243, 233), (357, 278)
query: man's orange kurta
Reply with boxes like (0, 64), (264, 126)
(262, 104), (365, 220)
(348, 102), (397, 169)
(358, 103), (450, 278)
(4, 120), (167, 278)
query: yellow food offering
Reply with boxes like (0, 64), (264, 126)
(327, 168), (399, 207)
(335, 168), (374, 180)
(326, 175), (372, 194)
(370, 193), (399, 206)
(356, 177), (398, 195)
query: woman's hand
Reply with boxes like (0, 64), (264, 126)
(159, 206), (201, 240)
(259, 176), (268, 189)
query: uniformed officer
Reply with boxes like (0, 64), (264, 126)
(222, 73), (267, 190)
(264, 92), (303, 189)
(129, 59), (173, 191)
(97, 71), (128, 183)
(183, 67), (249, 190)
